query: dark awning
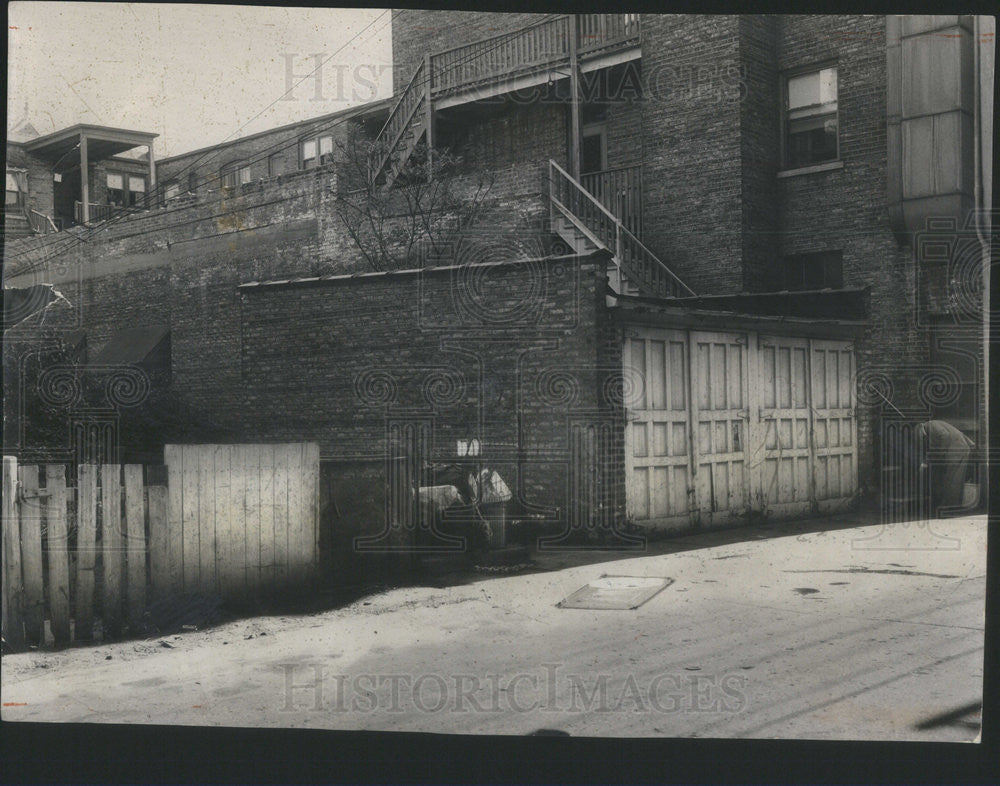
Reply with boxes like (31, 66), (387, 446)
(89, 325), (170, 366)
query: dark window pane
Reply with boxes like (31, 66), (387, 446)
(787, 115), (838, 167)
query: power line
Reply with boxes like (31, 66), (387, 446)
(9, 13), (565, 274)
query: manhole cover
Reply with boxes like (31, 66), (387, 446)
(557, 575), (673, 610)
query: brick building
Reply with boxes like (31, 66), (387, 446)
(3, 13), (993, 547)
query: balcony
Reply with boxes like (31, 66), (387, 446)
(429, 14), (641, 106)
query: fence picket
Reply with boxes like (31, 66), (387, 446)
(147, 484), (169, 601)
(44, 465), (72, 645)
(124, 465), (146, 629)
(164, 446), (184, 597)
(181, 445), (200, 593)
(259, 445), (276, 588)
(102, 464), (124, 638)
(76, 464), (98, 640)
(2, 457), (25, 649)
(17, 465), (45, 645)
(244, 445), (262, 597)
(198, 445), (216, 593)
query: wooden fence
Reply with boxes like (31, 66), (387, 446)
(2, 443), (319, 649)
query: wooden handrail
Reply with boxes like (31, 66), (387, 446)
(549, 158), (695, 299)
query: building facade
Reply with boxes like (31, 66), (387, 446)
(3, 13), (993, 546)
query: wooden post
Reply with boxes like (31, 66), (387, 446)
(79, 134), (90, 224)
(424, 54), (434, 182)
(17, 465), (45, 645)
(123, 464), (146, 630)
(2, 457), (25, 650)
(147, 144), (157, 208)
(568, 16), (583, 180)
(44, 465), (72, 645)
(76, 464), (98, 640)
(102, 464), (123, 638)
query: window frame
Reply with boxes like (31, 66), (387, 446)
(300, 134), (335, 169)
(105, 170), (146, 208)
(220, 160), (252, 189)
(780, 61), (840, 172)
(780, 250), (844, 291)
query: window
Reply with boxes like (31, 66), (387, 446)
(268, 153), (283, 177)
(105, 172), (146, 208)
(6, 172), (23, 209)
(164, 181), (181, 200)
(220, 161), (251, 188)
(301, 135), (334, 168)
(783, 65), (838, 169)
(781, 250), (843, 291)
(128, 176), (145, 207)
(106, 173), (125, 206)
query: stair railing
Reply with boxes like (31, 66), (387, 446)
(368, 60), (427, 187)
(548, 159), (695, 299)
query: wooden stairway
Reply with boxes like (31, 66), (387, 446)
(548, 160), (694, 299)
(368, 60), (431, 192)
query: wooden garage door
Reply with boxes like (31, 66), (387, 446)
(623, 328), (692, 530)
(623, 328), (858, 528)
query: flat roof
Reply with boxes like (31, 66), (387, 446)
(158, 97), (393, 164)
(23, 124), (158, 162)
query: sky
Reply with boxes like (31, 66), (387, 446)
(7, 3), (394, 158)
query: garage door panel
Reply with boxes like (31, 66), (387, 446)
(811, 340), (858, 502)
(625, 329), (693, 528)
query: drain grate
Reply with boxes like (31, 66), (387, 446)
(557, 575), (673, 610)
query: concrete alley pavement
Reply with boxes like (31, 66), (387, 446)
(1, 515), (987, 741)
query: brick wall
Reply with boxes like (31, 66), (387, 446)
(239, 253), (616, 530)
(639, 14), (746, 295)
(775, 14), (925, 487)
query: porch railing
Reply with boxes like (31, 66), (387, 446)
(581, 165), (642, 238)
(429, 13), (641, 95)
(74, 201), (114, 224)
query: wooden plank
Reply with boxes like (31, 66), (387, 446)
(228, 445), (247, 598)
(288, 444), (310, 584)
(2, 457), (25, 650)
(44, 465), (72, 645)
(181, 445), (201, 593)
(164, 445), (184, 598)
(123, 464), (146, 630)
(307, 443), (320, 574)
(18, 465), (45, 645)
(243, 445), (262, 596)
(213, 444), (232, 596)
(75, 464), (98, 641)
(147, 485), (169, 601)
(198, 445), (217, 595)
(101, 464), (123, 638)
(272, 445), (290, 590)
(258, 445), (276, 590)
